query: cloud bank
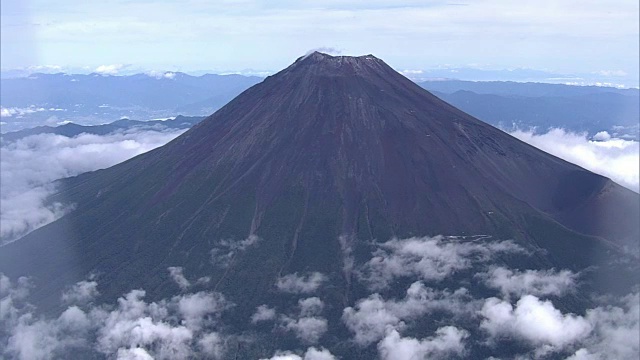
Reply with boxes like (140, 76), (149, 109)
(1, 232), (638, 359)
(510, 128), (639, 192)
(1, 274), (232, 360)
(358, 235), (524, 290)
(0, 128), (186, 244)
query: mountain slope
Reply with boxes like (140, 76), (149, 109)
(1, 52), (638, 358)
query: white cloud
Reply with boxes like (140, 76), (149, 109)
(251, 305), (277, 323)
(401, 69), (424, 75)
(260, 347), (336, 360)
(480, 292), (639, 358)
(342, 282), (475, 346)
(275, 272), (328, 294)
(359, 236), (524, 290)
(593, 70), (628, 77)
(61, 280), (99, 305)
(1, 277), (91, 359)
(565, 348), (598, 360)
(197, 332), (225, 358)
(298, 297), (324, 317)
(279, 297), (328, 344)
(479, 295), (592, 354)
(116, 347), (154, 360)
(0, 128), (186, 243)
(0, 273), (232, 360)
(210, 235), (261, 268)
(176, 291), (229, 331)
(6, 0), (638, 83)
(27, 65), (64, 72)
(377, 326), (468, 360)
(338, 235), (355, 286)
(0, 106), (49, 118)
(146, 71), (177, 79)
(167, 267), (190, 291)
(479, 267), (577, 299)
(94, 64), (128, 75)
(509, 128), (639, 192)
(282, 316), (328, 344)
(579, 292), (640, 359)
(302, 347), (336, 360)
(592, 131), (612, 141)
(261, 352), (303, 360)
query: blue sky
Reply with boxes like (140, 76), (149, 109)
(1, 0), (638, 86)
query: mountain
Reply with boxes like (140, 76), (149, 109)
(1, 53), (638, 359)
(3, 70), (638, 140)
(419, 79), (639, 97)
(431, 90), (640, 139)
(0, 115), (205, 143)
(0, 72), (260, 132)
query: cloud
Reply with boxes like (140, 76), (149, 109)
(338, 235), (355, 286)
(167, 267), (190, 291)
(478, 267), (577, 299)
(298, 297), (324, 317)
(479, 295), (592, 355)
(304, 47), (342, 56)
(116, 348), (154, 360)
(480, 292), (639, 359)
(210, 235), (261, 268)
(401, 69), (424, 75)
(251, 305), (277, 323)
(197, 332), (225, 358)
(0, 106), (49, 118)
(0, 274), (233, 360)
(278, 297), (328, 344)
(342, 282), (476, 346)
(251, 298), (328, 344)
(377, 326), (468, 360)
(592, 131), (612, 141)
(1, 276), (92, 359)
(509, 128), (639, 192)
(577, 292), (640, 359)
(145, 71), (177, 79)
(61, 280), (99, 305)
(282, 316), (328, 344)
(5, 0), (638, 86)
(0, 128), (186, 244)
(275, 272), (328, 294)
(593, 70), (628, 77)
(176, 291), (230, 331)
(260, 347), (336, 360)
(94, 64), (128, 75)
(301, 347), (336, 360)
(358, 236), (524, 290)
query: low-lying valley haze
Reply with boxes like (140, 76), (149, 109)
(1, 1), (639, 360)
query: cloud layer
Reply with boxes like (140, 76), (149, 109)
(3, 0), (638, 85)
(510, 128), (639, 192)
(358, 235), (524, 290)
(1, 274), (231, 360)
(0, 128), (186, 243)
(1, 231), (638, 359)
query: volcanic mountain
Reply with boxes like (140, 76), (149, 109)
(1, 52), (638, 359)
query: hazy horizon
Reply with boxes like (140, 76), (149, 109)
(2, 1), (638, 87)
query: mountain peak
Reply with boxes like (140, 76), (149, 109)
(286, 51), (390, 77)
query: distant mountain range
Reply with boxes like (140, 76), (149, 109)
(0, 72), (260, 132)
(0, 115), (204, 143)
(1, 72), (638, 140)
(432, 90), (639, 137)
